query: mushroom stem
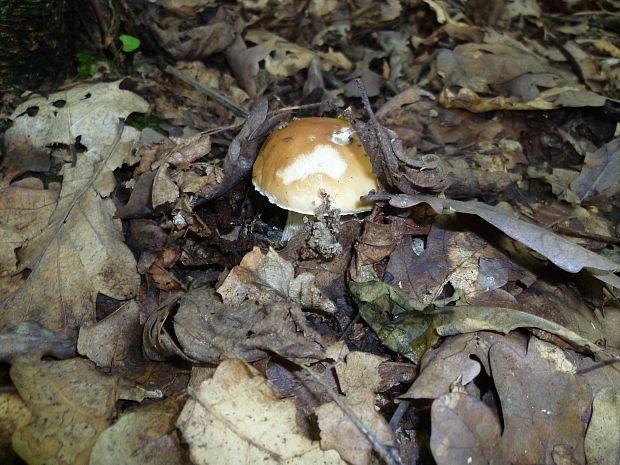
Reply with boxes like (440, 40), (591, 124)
(281, 211), (309, 241)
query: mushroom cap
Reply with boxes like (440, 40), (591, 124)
(252, 117), (379, 215)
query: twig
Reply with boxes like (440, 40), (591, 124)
(388, 399), (410, 430)
(299, 364), (405, 465)
(165, 65), (250, 118)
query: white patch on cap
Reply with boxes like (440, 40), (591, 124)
(276, 144), (347, 185)
(331, 127), (354, 145)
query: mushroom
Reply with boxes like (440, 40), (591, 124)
(252, 117), (379, 241)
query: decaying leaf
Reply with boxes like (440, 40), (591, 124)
(0, 392), (34, 465)
(176, 358), (345, 465)
(145, 6), (237, 60)
(426, 337), (593, 465)
(384, 214), (535, 305)
(316, 351), (395, 465)
(77, 301), (143, 374)
(218, 246), (336, 314)
(10, 358), (127, 465)
(4, 80), (148, 153)
(436, 304), (604, 355)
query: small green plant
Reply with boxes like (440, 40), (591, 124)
(119, 34), (141, 53)
(125, 113), (166, 135)
(75, 52), (96, 78)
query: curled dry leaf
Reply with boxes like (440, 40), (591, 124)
(143, 286), (326, 363)
(436, 304), (605, 355)
(198, 98), (276, 202)
(176, 358), (346, 465)
(218, 246), (336, 314)
(348, 280), (444, 363)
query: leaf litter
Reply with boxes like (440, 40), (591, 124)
(1, 2), (620, 465)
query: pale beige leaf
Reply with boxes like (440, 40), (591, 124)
(335, 351), (387, 394)
(10, 358), (125, 465)
(176, 358), (345, 465)
(89, 394), (186, 465)
(5, 80), (149, 155)
(0, 85), (144, 334)
(584, 386), (620, 465)
(316, 389), (394, 465)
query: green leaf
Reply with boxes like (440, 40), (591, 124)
(349, 280), (446, 363)
(119, 34), (141, 53)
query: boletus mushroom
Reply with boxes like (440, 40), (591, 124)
(252, 117), (379, 240)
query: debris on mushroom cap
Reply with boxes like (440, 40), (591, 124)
(252, 117), (379, 215)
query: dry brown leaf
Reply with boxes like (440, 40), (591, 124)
(492, 338), (591, 464)
(176, 358), (346, 465)
(570, 137), (620, 203)
(4, 80), (148, 161)
(430, 392), (505, 465)
(437, 42), (606, 112)
(77, 301), (142, 373)
(152, 163), (180, 208)
(145, 6), (236, 60)
(225, 35), (278, 97)
(246, 30), (315, 79)
(385, 214), (534, 305)
(0, 155), (141, 334)
(400, 332), (525, 400)
(218, 246), (336, 314)
(10, 358), (127, 465)
(316, 389), (395, 465)
(89, 393), (186, 465)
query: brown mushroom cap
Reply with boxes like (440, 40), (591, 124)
(252, 117), (378, 215)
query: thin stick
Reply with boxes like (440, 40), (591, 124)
(165, 65), (250, 118)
